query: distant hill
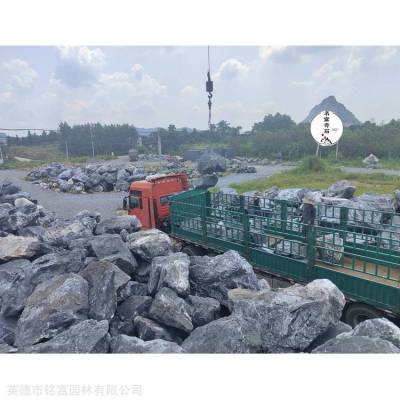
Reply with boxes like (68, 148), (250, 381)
(303, 96), (362, 127)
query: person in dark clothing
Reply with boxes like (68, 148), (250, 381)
(301, 194), (316, 234)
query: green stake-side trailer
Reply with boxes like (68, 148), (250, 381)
(169, 188), (400, 327)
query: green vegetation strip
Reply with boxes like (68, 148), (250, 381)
(230, 157), (400, 195)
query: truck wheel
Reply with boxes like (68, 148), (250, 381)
(343, 302), (383, 328)
(181, 244), (205, 257)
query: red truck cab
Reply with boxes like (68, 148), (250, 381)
(124, 173), (189, 230)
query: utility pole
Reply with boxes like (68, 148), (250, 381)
(157, 131), (162, 155)
(89, 124), (95, 158)
(65, 140), (69, 160)
(335, 141), (339, 161)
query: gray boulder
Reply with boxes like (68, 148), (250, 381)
(79, 261), (129, 321)
(127, 229), (172, 261)
(95, 215), (141, 235)
(149, 287), (193, 333)
(363, 154), (379, 168)
(312, 335), (399, 353)
(117, 281), (148, 303)
(182, 315), (262, 353)
(134, 316), (182, 343)
(91, 234), (137, 275)
(326, 180), (356, 199)
(0, 343), (17, 353)
(31, 248), (86, 287)
(186, 295), (221, 328)
(307, 321), (352, 352)
(0, 259), (34, 317)
(228, 279), (346, 352)
(0, 235), (41, 262)
(110, 335), (184, 353)
(15, 273), (89, 347)
(148, 252), (190, 297)
(343, 318), (400, 349)
(274, 239), (307, 259)
(189, 250), (259, 305)
(197, 151), (227, 175)
(24, 320), (110, 353)
(0, 314), (17, 345)
(116, 295), (153, 321)
(316, 233), (344, 264)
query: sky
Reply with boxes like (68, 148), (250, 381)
(0, 46), (400, 133)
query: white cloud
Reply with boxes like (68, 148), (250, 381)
(0, 59), (38, 91)
(213, 59), (249, 80)
(292, 80), (313, 86)
(258, 46), (287, 59)
(180, 85), (197, 95)
(373, 46), (398, 63)
(55, 46), (106, 87)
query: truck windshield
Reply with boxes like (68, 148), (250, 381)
(129, 190), (142, 209)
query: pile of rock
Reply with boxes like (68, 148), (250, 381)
(1, 180), (399, 354)
(228, 159), (257, 173)
(363, 154), (380, 169)
(26, 158), (197, 194)
(26, 162), (146, 193)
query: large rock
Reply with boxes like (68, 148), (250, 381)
(148, 287), (193, 333)
(0, 235), (41, 262)
(316, 233), (344, 264)
(134, 316), (182, 343)
(31, 248), (86, 287)
(0, 259), (34, 317)
(91, 234), (137, 275)
(0, 315), (17, 345)
(326, 180), (356, 199)
(182, 315), (262, 353)
(189, 250), (259, 305)
(110, 335), (184, 353)
(228, 279), (346, 352)
(24, 320), (110, 353)
(186, 295), (221, 328)
(42, 220), (94, 247)
(148, 253), (190, 297)
(127, 229), (172, 261)
(307, 321), (352, 352)
(117, 281), (148, 303)
(15, 273), (89, 347)
(312, 335), (400, 353)
(341, 318), (400, 349)
(363, 154), (379, 168)
(79, 261), (129, 321)
(116, 295), (152, 321)
(94, 216), (141, 235)
(197, 151), (227, 175)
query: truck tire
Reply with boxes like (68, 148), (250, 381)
(343, 302), (383, 328)
(181, 244), (205, 257)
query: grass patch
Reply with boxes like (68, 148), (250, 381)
(231, 156), (400, 195)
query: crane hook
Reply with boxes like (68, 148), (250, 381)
(206, 46), (214, 131)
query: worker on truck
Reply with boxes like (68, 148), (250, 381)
(301, 194), (316, 232)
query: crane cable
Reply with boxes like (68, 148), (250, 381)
(206, 45), (214, 131)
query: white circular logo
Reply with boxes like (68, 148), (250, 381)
(311, 110), (343, 147)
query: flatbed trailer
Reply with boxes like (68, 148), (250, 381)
(169, 189), (400, 326)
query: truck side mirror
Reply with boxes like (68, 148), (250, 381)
(123, 197), (128, 210)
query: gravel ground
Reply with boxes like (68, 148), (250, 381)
(0, 169), (125, 219)
(217, 164), (293, 187)
(0, 164), (291, 218)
